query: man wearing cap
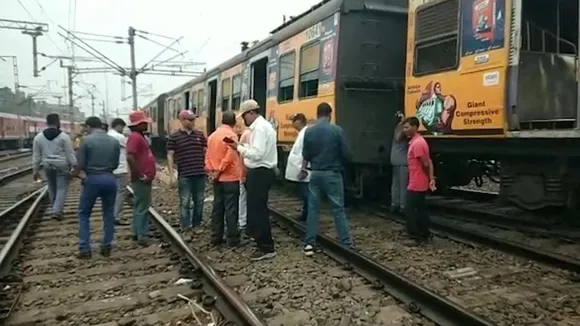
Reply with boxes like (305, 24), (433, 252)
(167, 110), (207, 232)
(126, 111), (157, 246)
(73, 116), (120, 258)
(227, 99), (277, 261)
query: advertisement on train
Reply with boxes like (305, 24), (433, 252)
(405, 0), (510, 136)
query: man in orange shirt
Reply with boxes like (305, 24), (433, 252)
(205, 111), (243, 246)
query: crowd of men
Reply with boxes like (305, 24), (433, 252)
(31, 99), (435, 260)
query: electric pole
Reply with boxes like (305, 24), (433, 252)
(67, 66), (74, 123)
(0, 56), (20, 95)
(128, 27), (138, 110)
(91, 93), (95, 116)
(101, 100), (107, 122)
(0, 19), (48, 77)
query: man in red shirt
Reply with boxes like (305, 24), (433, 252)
(205, 111), (242, 246)
(403, 117), (436, 243)
(126, 111), (157, 246)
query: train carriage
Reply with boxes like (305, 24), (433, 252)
(404, 0), (580, 212)
(155, 0), (408, 197)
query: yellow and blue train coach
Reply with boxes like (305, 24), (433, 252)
(147, 0), (408, 197)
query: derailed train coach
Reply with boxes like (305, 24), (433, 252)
(404, 0), (580, 213)
(149, 0), (409, 197)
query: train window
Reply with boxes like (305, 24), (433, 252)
(413, 0), (459, 76)
(299, 42), (320, 99)
(232, 74), (242, 110)
(221, 78), (231, 111)
(197, 89), (204, 111)
(278, 51), (296, 102)
(192, 92), (198, 112)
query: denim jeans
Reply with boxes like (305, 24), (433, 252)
(78, 173), (117, 253)
(132, 181), (152, 241)
(44, 166), (71, 216)
(305, 170), (351, 247)
(114, 173), (128, 221)
(178, 175), (206, 228)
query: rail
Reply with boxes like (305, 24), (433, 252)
(0, 186), (47, 278)
(268, 206), (495, 326)
(126, 185), (268, 326)
(0, 167), (33, 185)
(0, 153), (31, 163)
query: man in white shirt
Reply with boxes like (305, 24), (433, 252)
(108, 118), (129, 226)
(284, 113), (310, 222)
(228, 99), (277, 261)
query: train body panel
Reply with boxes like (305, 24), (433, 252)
(403, 0), (580, 212)
(0, 111), (80, 149)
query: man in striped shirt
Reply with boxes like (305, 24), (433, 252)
(167, 110), (208, 232)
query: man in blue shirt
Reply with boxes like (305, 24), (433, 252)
(301, 102), (352, 256)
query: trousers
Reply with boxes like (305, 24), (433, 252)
(78, 173), (117, 253)
(132, 181), (152, 240)
(405, 190), (431, 239)
(211, 181), (240, 243)
(246, 167), (275, 252)
(305, 170), (351, 247)
(114, 173), (128, 221)
(178, 175), (206, 228)
(44, 166), (71, 216)
(391, 165), (408, 209)
(238, 182), (247, 228)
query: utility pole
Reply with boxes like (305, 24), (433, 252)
(0, 56), (20, 96)
(67, 66), (75, 123)
(91, 93), (95, 116)
(0, 19), (48, 77)
(128, 27), (138, 110)
(101, 100), (107, 122)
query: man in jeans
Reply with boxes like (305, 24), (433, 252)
(205, 111), (242, 246)
(301, 103), (352, 256)
(126, 111), (157, 246)
(32, 113), (77, 220)
(167, 110), (207, 232)
(402, 117), (436, 244)
(73, 116), (120, 258)
(107, 118), (129, 226)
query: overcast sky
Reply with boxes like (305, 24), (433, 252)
(1, 0), (320, 120)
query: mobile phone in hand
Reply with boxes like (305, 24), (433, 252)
(223, 137), (235, 144)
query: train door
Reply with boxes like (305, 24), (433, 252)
(251, 57), (268, 117)
(208, 80), (217, 134)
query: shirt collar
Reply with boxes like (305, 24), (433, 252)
(218, 124), (234, 132)
(316, 117), (330, 123)
(249, 115), (265, 131)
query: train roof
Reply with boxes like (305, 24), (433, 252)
(163, 0), (343, 98)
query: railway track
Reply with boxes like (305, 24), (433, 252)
(0, 180), (268, 326)
(152, 178), (434, 325)
(0, 155), (33, 181)
(269, 188), (580, 326)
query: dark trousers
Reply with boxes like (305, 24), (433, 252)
(298, 182), (309, 221)
(211, 181), (241, 243)
(246, 167), (275, 252)
(405, 190), (431, 239)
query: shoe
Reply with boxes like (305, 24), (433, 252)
(138, 239), (150, 247)
(389, 206), (399, 214)
(100, 247), (111, 257)
(77, 251), (91, 259)
(131, 235), (138, 242)
(303, 245), (314, 256)
(51, 213), (63, 221)
(250, 250), (276, 261)
(210, 238), (224, 246)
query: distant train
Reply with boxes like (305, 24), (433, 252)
(143, 0), (580, 214)
(0, 112), (80, 150)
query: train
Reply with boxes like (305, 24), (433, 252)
(142, 0), (580, 215)
(0, 112), (80, 150)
